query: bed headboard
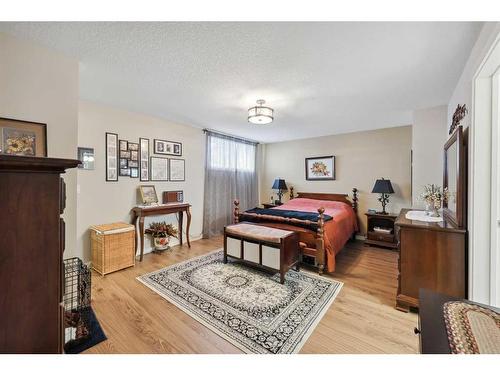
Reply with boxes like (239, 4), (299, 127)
(295, 188), (358, 213)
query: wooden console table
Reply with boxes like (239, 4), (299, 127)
(131, 203), (191, 261)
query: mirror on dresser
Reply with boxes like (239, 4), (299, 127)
(443, 125), (465, 228)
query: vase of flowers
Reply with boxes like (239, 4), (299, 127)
(145, 221), (179, 251)
(419, 184), (448, 217)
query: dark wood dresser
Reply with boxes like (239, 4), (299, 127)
(395, 209), (467, 312)
(0, 155), (79, 353)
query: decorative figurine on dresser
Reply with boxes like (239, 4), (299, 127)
(395, 125), (467, 312)
(0, 155), (80, 353)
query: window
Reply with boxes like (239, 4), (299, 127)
(209, 135), (256, 172)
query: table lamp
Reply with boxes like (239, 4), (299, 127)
(371, 178), (394, 215)
(272, 178), (288, 205)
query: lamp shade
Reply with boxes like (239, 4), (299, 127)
(372, 178), (394, 194)
(272, 178), (288, 191)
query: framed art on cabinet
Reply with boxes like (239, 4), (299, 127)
(150, 156), (169, 181)
(0, 117), (47, 157)
(305, 155), (335, 180)
(139, 185), (158, 204)
(105, 132), (119, 181)
(169, 158), (185, 181)
(140, 138), (150, 181)
(154, 139), (182, 156)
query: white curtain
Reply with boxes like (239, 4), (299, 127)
(203, 131), (258, 238)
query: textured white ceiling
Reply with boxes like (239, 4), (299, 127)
(0, 22), (482, 143)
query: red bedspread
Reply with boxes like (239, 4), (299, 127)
(273, 198), (358, 272)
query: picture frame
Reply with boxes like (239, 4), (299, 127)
(305, 155), (335, 181)
(0, 117), (47, 157)
(154, 139), (182, 156)
(119, 168), (131, 177)
(128, 160), (138, 168)
(150, 156), (169, 181)
(128, 142), (139, 151)
(119, 159), (128, 168)
(139, 185), (158, 205)
(130, 168), (139, 178)
(120, 150), (131, 159)
(140, 138), (150, 181)
(169, 158), (185, 181)
(77, 147), (95, 170)
(119, 140), (128, 151)
(105, 132), (119, 182)
(130, 150), (139, 161)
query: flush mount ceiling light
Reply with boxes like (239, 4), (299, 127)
(248, 99), (274, 125)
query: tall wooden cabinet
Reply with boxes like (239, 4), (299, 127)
(0, 155), (80, 353)
(395, 209), (467, 312)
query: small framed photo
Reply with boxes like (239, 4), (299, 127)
(154, 139), (182, 156)
(139, 185), (158, 205)
(140, 138), (150, 181)
(77, 147), (95, 170)
(0, 117), (47, 157)
(130, 168), (139, 178)
(305, 156), (335, 181)
(119, 140), (128, 151)
(128, 160), (138, 168)
(128, 142), (139, 151)
(119, 159), (128, 168)
(105, 132), (118, 182)
(119, 168), (130, 176)
(169, 158), (185, 181)
(120, 150), (131, 159)
(150, 156), (169, 181)
(130, 150), (139, 161)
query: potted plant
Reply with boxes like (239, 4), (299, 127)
(145, 221), (178, 251)
(419, 184), (449, 217)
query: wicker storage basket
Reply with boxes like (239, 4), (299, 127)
(90, 222), (135, 275)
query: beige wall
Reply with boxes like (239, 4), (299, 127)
(0, 33), (79, 255)
(448, 22), (500, 132)
(260, 126), (412, 235)
(77, 100), (205, 261)
(411, 105), (448, 207)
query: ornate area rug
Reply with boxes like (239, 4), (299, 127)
(444, 301), (500, 354)
(137, 249), (343, 354)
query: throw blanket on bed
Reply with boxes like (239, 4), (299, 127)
(241, 208), (332, 231)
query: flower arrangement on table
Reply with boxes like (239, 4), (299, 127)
(145, 221), (179, 251)
(419, 184), (449, 217)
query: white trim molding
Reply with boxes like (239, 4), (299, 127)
(470, 33), (500, 307)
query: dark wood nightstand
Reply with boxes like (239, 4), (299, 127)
(364, 212), (398, 249)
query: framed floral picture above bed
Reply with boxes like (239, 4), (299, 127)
(305, 155), (335, 181)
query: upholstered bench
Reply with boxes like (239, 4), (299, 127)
(223, 222), (299, 284)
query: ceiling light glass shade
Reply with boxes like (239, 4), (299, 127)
(248, 99), (274, 124)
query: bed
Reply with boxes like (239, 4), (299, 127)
(234, 189), (359, 274)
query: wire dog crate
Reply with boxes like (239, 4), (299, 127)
(63, 257), (91, 349)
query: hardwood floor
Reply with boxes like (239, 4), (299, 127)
(84, 238), (419, 354)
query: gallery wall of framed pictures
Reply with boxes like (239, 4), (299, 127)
(105, 133), (186, 184)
